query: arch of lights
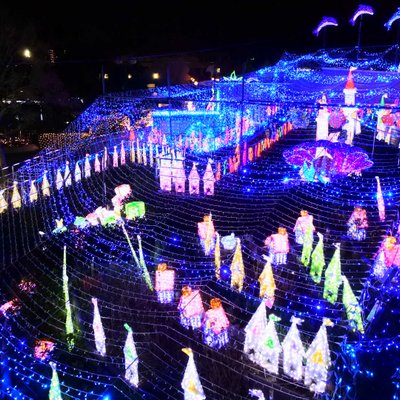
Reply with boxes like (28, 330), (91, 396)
(0, 46), (400, 399)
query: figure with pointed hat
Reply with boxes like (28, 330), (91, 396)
(252, 314), (282, 374)
(189, 162), (200, 195)
(282, 316), (305, 381)
(230, 238), (245, 292)
(304, 318), (333, 394)
(181, 348), (206, 400)
(244, 301), (267, 362)
(203, 159), (216, 196)
(124, 323), (139, 387)
(258, 255), (276, 308)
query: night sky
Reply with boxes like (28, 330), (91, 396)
(3, 1), (400, 64)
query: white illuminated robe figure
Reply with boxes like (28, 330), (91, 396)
(84, 154), (91, 178)
(253, 314), (282, 374)
(188, 162), (200, 195)
(64, 161), (72, 187)
(94, 154), (101, 173)
(91, 298), (106, 356)
(113, 145), (118, 167)
(181, 348), (206, 400)
(282, 316), (305, 381)
(55, 168), (63, 190)
(304, 318), (333, 394)
(124, 323), (139, 387)
(120, 141), (126, 165)
(42, 171), (50, 196)
(103, 147), (108, 170)
(74, 161), (81, 183)
(244, 301), (267, 362)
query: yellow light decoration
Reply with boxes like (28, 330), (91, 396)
(29, 181), (38, 203)
(0, 189), (7, 213)
(11, 181), (21, 209)
(214, 232), (221, 279)
(258, 256), (276, 308)
(204, 213), (214, 256)
(230, 238), (245, 292)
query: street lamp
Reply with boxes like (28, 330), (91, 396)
(23, 49), (31, 59)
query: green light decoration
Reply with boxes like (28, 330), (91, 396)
(120, 222), (153, 291)
(137, 235), (153, 291)
(310, 232), (326, 283)
(62, 246), (74, 351)
(49, 361), (62, 400)
(341, 275), (364, 334)
(323, 243), (342, 304)
(301, 223), (314, 266)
